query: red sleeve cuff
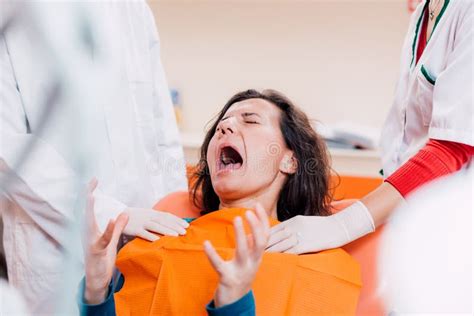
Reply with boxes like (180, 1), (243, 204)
(386, 140), (473, 197)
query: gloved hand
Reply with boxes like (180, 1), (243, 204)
(266, 201), (375, 254)
(123, 208), (189, 241)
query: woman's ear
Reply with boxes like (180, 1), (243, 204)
(279, 153), (297, 175)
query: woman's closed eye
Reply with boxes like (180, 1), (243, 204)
(242, 112), (261, 124)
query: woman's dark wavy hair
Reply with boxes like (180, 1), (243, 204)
(191, 89), (333, 221)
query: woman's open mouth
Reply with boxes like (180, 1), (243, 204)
(217, 145), (244, 173)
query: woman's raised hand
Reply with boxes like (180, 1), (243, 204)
(203, 203), (270, 308)
(83, 179), (129, 305)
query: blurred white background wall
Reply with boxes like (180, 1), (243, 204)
(148, 0), (411, 135)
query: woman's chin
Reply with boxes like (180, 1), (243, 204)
(214, 181), (246, 200)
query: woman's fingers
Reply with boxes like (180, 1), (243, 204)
(97, 213), (129, 250)
(234, 217), (249, 263)
(265, 233), (298, 253)
(85, 178), (100, 236)
(203, 240), (225, 275)
(110, 213), (129, 248)
(97, 219), (116, 250)
(87, 177), (98, 193)
(254, 203), (270, 233)
(85, 194), (96, 237)
(245, 211), (266, 254)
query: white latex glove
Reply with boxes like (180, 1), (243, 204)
(266, 201), (375, 254)
(123, 208), (189, 241)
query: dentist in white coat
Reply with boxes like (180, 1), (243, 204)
(0, 1), (188, 313)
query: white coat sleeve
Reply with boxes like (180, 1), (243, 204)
(0, 36), (126, 244)
(144, 4), (187, 192)
(429, 6), (474, 146)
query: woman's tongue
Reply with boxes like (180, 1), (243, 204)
(220, 147), (243, 171)
(222, 160), (242, 171)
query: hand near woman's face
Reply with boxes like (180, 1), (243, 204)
(83, 179), (129, 305)
(203, 204), (270, 308)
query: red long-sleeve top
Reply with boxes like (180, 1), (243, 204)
(386, 140), (474, 197)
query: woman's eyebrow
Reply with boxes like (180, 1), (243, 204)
(221, 112), (260, 121)
(241, 112), (261, 118)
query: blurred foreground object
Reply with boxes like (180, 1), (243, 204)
(1, 1), (185, 314)
(0, 279), (28, 315)
(379, 168), (473, 314)
(1, 1), (109, 313)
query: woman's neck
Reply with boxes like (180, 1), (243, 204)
(219, 192), (278, 218)
(218, 172), (288, 219)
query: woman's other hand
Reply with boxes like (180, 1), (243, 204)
(83, 179), (129, 305)
(123, 208), (189, 241)
(203, 203), (270, 308)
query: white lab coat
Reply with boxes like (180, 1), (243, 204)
(380, 0), (473, 177)
(0, 1), (186, 313)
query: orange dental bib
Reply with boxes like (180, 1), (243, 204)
(115, 208), (361, 315)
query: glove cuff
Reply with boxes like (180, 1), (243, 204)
(332, 201), (375, 243)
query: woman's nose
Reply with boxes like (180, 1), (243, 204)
(216, 118), (236, 138)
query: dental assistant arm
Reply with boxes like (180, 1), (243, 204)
(267, 7), (474, 254)
(363, 140), (473, 227)
(267, 139), (473, 254)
